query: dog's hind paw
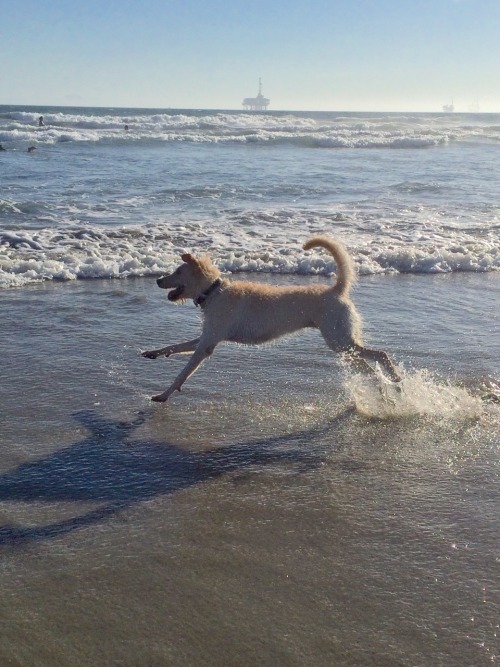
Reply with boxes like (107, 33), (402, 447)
(377, 377), (405, 405)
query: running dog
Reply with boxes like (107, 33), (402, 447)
(141, 236), (401, 402)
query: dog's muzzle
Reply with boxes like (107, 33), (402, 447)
(157, 276), (168, 288)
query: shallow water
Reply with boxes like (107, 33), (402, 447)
(0, 273), (498, 666)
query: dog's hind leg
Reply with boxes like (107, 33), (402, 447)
(348, 344), (401, 382)
(318, 317), (376, 377)
(342, 351), (377, 376)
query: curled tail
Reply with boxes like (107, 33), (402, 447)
(303, 236), (356, 298)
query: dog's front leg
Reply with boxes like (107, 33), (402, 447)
(141, 338), (200, 360)
(151, 340), (216, 403)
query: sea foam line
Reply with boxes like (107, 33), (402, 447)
(1, 225), (499, 288)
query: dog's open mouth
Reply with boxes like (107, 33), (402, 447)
(168, 286), (185, 301)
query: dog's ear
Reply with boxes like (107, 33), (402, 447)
(181, 253), (203, 271)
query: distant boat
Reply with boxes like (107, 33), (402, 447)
(442, 102), (455, 113)
(242, 78), (270, 111)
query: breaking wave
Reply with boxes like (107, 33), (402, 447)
(1, 108), (500, 149)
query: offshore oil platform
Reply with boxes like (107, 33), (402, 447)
(242, 78), (270, 111)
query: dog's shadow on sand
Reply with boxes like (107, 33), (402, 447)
(0, 408), (353, 546)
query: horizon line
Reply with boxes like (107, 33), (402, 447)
(0, 103), (497, 115)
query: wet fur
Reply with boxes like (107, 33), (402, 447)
(141, 236), (401, 402)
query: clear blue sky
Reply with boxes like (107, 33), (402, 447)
(1, 0), (499, 112)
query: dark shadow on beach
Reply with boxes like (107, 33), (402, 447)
(0, 408), (354, 546)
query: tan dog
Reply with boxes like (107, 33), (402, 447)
(142, 236), (401, 402)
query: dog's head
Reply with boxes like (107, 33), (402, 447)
(157, 253), (220, 302)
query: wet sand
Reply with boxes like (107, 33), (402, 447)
(0, 273), (499, 666)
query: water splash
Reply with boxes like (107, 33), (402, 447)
(347, 368), (483, 420)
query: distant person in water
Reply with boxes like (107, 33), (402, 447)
(28, 146), (37, 153)
(124, 124), (129, 131)
(38, 116), (44, 126)
(0, 143), (6, 151)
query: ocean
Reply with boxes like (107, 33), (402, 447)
(0, 105), (499, 666)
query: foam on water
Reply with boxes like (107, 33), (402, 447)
(1, 220), (498, 288)
(348, 369), (483, 420)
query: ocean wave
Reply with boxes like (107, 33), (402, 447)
(1, 223), (498, 288)
(1, 109), (499, 149)
(2, 107), (499, 288)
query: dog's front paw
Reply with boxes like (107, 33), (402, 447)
(141, 350), (160, 360)
(151, 384), (181, 402)
(151, 393), (168, 402)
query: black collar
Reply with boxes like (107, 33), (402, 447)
(194, 278), (222, 307)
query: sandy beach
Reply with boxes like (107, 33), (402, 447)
(1, 272), (498, 666)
